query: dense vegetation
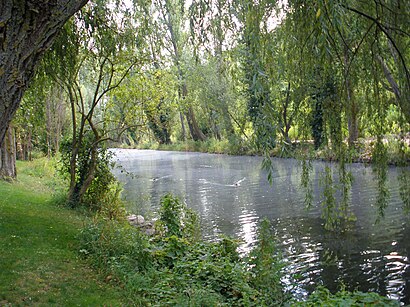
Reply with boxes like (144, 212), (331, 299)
(1, 0), (408, 221)
(5, 0), (409, 162)
(0, 0), (409, 305)
(79, 195), (287, 305)
(0, 160), (399, 305)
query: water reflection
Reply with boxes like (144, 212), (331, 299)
(112, 149), (410, 304)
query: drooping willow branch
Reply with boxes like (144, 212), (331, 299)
(342, 5), (410, 90)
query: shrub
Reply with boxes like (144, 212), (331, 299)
(79, 194), (289, 306)
(79, 194), (397, 306)
(156, 193), (200, 240)
(59, 134), (116, 209)
(293, 287), (399, 306)
(79, 219), (152, 274)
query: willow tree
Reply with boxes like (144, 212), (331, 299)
(0, 0), (88, 147)
(235, 0), (278, 151)
(286, 0), (409, 133)
(155, 0), (206, 141)
(187, 0), (238, 140)
(284, 0), (410, 229)
(43, 1), (148, 206)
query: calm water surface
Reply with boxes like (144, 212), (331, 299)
(112, 149), (410, 304)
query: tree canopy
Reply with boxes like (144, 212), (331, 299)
(0, 0), (408, 222)
(0, 0), (88, 145)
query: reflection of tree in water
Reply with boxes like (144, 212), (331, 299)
(271, 216), (410, 304)
(113, 150), (410, 304)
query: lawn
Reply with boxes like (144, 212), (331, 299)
(0, 159), (124, 306)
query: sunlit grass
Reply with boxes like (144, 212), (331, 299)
(0, 159), (124, 305)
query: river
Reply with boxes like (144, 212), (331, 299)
(111, 149), (410, 304)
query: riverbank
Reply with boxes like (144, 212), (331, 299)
(0, 158), (401, 305)
(132, 135), (410, 165)
(0, 159), (124, 305)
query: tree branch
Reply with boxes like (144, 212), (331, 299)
(342, 5), (410, 89)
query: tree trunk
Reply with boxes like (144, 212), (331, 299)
(179, 112), (186, 141)
(185, 106), (206, 142)
(0, 0), (88, 146)
(377, 54), (410, 124)
(344, 46), (359, 146)
(280, 82), (292, 144)
(0, 125), (16, 180)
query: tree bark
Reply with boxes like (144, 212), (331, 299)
(280, 82), (292, 144)
(185, 106), (206, 142)
(179, 112), (186, 141)
(377, 54), (410, 123)
(0, 125), (16, 180)
(0, 0), (88, 146)
(344, 46), (359, 146)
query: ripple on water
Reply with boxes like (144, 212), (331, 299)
(113, 150), (410, 304)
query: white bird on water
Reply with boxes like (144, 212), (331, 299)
(150, 175), (171, 182)
(233, 177), (246, 187)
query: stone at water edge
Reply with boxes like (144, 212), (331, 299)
(127, 214), (157, 235)
(127, 214), (145, 225)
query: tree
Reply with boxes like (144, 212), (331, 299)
(0, 125), (16, 180)
(156, 0), (206, 142)
(44, 0), (148, 206)
(111, 70), (176, 145)
(236, 0), (278, 151)
(0, 0), (88, 147)
(188, 0), (238, 141)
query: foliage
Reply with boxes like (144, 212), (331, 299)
(156, 193), (200, 240)
(59, 134), (116, 209)
(247, 218), (289, 306)
(79, 219), (153, 273)
(293, 286), (399, 307)
(142, 138), (253, 156)
(79, 194), (288, 306)
(96, 182), (127, 221)
(4, 0), (410, 305)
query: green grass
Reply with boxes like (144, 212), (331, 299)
(0, 159), (124, 306)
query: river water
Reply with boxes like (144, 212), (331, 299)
(111, 149), (410, 304)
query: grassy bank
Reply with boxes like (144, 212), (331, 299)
(0, 159), (124, 305)
(138, 138), (257, 156)
(0, 158), (400, 306)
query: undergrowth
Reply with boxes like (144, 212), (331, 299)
(79, 193), (399, 306)
(132, 135), (410, 164)
(79, 194), (287, 306)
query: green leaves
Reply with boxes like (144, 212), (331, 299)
(372, 137), (390, 221)
(80, 194), (290, 305)
(294, 286), (399, 306)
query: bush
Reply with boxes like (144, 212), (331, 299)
(293, 287), (399, 306)
(156, 193), (200, 240)
(79, 194), (397, 306)
(79, 194), (289, 306)
(79, 219), (152, 274)
(59, 133), (117, 209)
